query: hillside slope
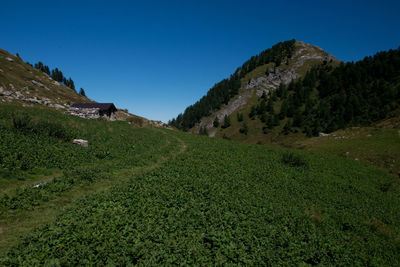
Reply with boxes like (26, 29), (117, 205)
(0, 48), (92, 109)
(0, 48), (169, 127)
(191, 41), (339, 137)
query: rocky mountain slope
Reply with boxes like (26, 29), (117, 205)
(0, 48), (91, 109)
(190, 41), (339, 137)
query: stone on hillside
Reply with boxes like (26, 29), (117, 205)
(31, 80), (44, 88)
(0, 86), (12, 97)
(73, 139), (88, 147)
(33, 181), (47, 188)
(50, 104), (65, 109)
(31, 80), (50, 90)
(318, 132), (329, 137)
(5, 57), (13, 62)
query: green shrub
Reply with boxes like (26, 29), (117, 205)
(127, 116), (144, 127)
(36, 120), (73, 141)
(12, 112), (32, 133)
(12, 112), (73, 141)
(281, 151), (308, 168)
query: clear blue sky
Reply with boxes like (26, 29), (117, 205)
(1, 0), (399, 122)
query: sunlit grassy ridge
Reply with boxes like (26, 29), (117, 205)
(0, 105), (399, 265)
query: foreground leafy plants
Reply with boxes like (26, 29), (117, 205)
(1, 122), (399, 265)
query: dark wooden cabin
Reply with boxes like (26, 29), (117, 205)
(70, 103), (117, 117)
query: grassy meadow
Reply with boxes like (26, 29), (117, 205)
(0, 104), (400, 265)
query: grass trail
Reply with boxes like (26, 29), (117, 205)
(0, 129), (186, 253)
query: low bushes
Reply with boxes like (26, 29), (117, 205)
(12, 112), (74, 141)
(281, 151), (308, 168)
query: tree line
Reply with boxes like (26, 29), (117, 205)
(169, 39), (297, 130)
(32, 61), (76, 91)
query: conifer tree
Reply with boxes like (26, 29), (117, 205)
(239, 122), (248, 135)
(237, 112), (243, 122)
(213, 117), (220, 127)
(79, 88), (86, 97)
(221, 115), (231, 128)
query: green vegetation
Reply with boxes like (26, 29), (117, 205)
(0, 104), (180, 209)
(213, 116), (219, 127)
(221, 114), (231, 129)
(1, 104), (400, 265)
(294, 121), (400, 176)
(126, 116), (144, 127)
(281, 151), (308, 168)
(79, 87), (86, 97)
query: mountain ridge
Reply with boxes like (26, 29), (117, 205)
(192, 41), (339, 135)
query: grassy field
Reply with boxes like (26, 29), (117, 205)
(294, 126), (400, 177)
(1, 105), (400, 265)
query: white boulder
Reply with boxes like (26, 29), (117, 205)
(73, 139), (89, 147)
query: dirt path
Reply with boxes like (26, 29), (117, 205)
(0, 130), (187, 254)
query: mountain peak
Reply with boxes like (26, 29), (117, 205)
(188, 40), (340, 135)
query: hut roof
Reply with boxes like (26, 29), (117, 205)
(70, 103), (117, 112)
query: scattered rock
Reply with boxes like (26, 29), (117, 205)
(345, 152), (350, 156)
(318, 132), (329, 137)
(0, 87), (12, 97)
(33, 181), (47, 188)
(5, 57), (13, 62)
(31, 80), (50, 90)
(73, 139), (89, 147)
(367, 134), (372, 137)
(49, 104), (65, 109)
(355, 158), (359, 161)
(0, 68), (3, 72)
